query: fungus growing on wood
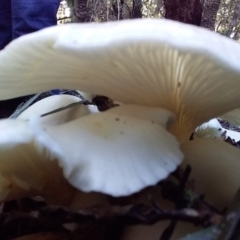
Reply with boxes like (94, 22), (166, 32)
(0, 19), (240, 208)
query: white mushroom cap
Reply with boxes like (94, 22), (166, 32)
(1, 19), (240, 141)
(42, 104), (183, 196)
(0, 103), (182, 199)
(194, 118), (224, 139)
(181, 138), (240, 208)
(195, 118), (240, 142)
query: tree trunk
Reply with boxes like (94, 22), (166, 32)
(132, 0), (142, 18)
(226, 0), (240, 37)
(112, 0), (125, 20)
(73, 0), (90, 22)
(201, 0), (221, 31)
(163, 0), (203, 26)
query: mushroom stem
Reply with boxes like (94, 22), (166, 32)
(170, 123), (193, 143)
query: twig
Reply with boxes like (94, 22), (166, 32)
(57, 16), (72, 21)
(0, 203), (218, 228)
(160, 165), (192, 240)
(40, 101), (84, 117)
(9, 93), (42, 119)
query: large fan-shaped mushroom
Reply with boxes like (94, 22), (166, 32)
(0, 19), (240, 208)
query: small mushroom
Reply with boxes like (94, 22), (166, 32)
(195, 118), (240, 142)
(0, 101), (182, 202)
(43, 104), (182, 196)
(194, 118), (224, 139)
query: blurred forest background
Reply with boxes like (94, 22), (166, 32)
(57, 0), (240, 41)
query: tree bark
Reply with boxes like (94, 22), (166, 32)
(73, 0), (90, 22)
(201, 0), (221, 31)
(132, 0), (142, 18)
(112, 0), (125, 20)
(163, 0), (203, 26)
(226, 0), (240, 37)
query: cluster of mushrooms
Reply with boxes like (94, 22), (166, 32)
(0, 19), (240, 239)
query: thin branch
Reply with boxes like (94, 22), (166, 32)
(0, 203), (220, 228)
(9, 93), (42, 119)
(57, 16), (72, 21)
